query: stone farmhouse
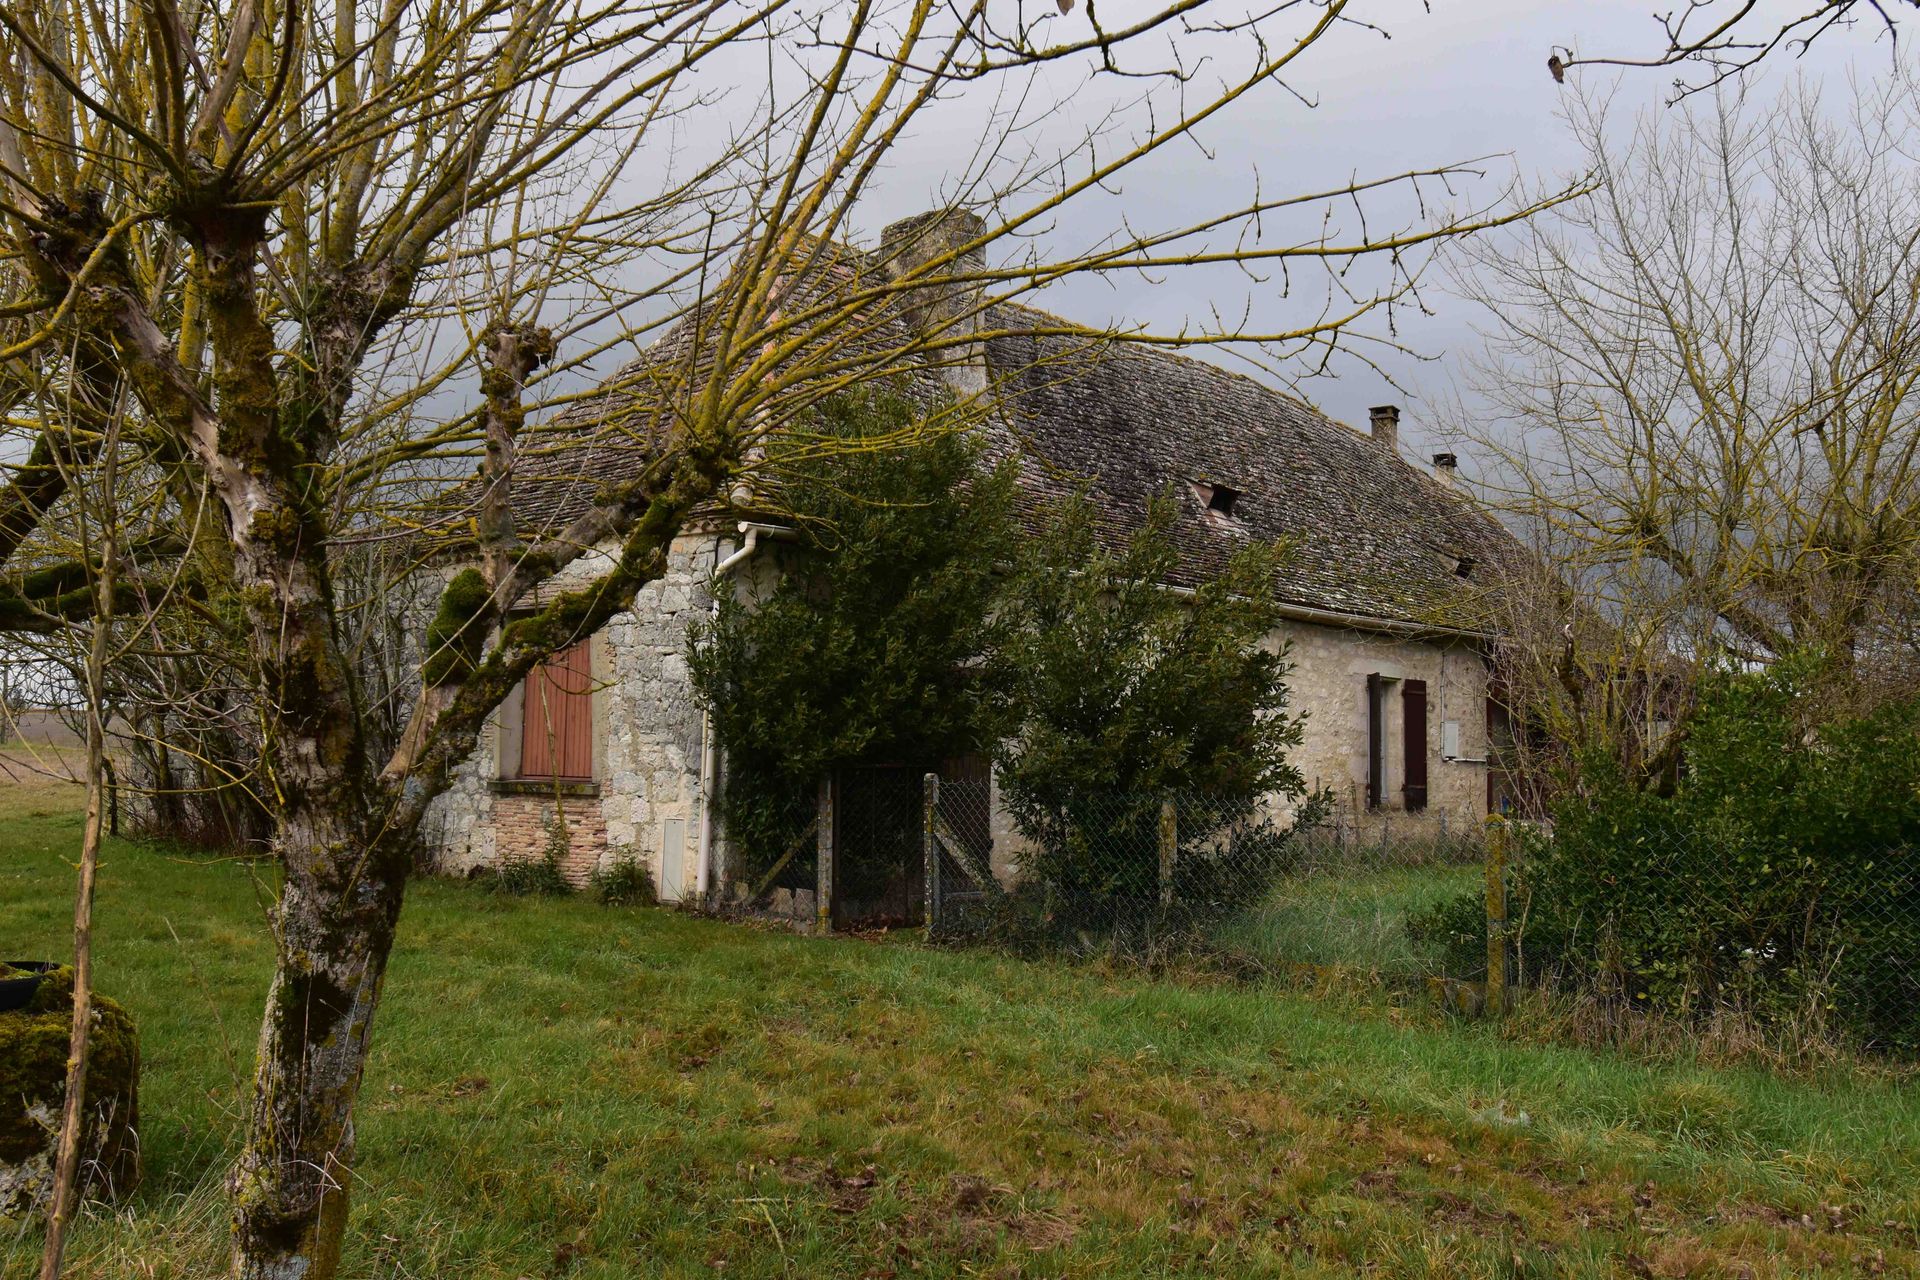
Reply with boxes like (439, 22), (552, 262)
(418, 211), (1527, 905)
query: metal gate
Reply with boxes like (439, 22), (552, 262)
(833, 764), (924, 926)
(831, 760), (1001, 931)
(923, 761), (1000, 938)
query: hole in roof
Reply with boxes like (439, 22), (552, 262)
(1454, 555), (1476, 579)
(1202, 483), (1241, 518)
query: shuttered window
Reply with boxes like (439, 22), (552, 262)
(1402, 678), (1429, 812)
(1365, 673), (1385, 809)
(519, 639), (594, 781)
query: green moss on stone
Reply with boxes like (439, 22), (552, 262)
(0, 966), (140, 1216)
(423, 568), (493, 687)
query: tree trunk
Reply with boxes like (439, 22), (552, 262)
(227, 823), (410, 1280)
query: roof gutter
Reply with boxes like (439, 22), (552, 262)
(1153, 576), (1494, 642)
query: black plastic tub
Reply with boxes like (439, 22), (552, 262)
(0, 960), (59, 1013)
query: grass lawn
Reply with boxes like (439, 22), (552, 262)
(3, 767), (1919, 1278)
(1215, 864), (1482, 979)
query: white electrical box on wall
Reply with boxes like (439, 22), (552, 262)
(1442, 720), (1462, 759)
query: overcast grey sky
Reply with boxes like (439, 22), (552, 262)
(831, 1), (1910, 459)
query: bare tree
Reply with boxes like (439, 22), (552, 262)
(1450, 76), (1920, 779)
(0, 1), (1578, 1274)
(1548, 1), (1915, 98)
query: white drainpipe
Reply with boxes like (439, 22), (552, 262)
(694, 521), (793, 899)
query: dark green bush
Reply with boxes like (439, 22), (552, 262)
(688, 389), (1022, 889)
(1413, 655), (1920, 1051)
(994, 497), (1323, 935)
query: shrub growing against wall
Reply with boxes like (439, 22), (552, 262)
(994, 498), (1324, 935)
(688, 390), (1023, 891)
(692, 394), (1325, 930)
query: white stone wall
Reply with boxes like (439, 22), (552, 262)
(1273, 619), (1490, 839)
(969, 617), (1492, 887)
(597, 533), (717, 897)
(418, 531), (723, 897)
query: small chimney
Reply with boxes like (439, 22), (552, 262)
(1368, 404), (1401, 455)
(1431, 452), (1458, 486)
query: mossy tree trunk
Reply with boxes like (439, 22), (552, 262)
(227, 840), (410, 1280)
(112, 248), (724, 1279)
(175, 221), (399, 1280)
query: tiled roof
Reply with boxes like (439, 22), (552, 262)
(975, 306), (1521, 629)
(490, 248), (1521, 632)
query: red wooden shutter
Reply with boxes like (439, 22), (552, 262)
(520, 640), (594, 780)
(1402, 678), (1428, 812)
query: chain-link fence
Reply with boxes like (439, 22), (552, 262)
(922, 768), (997, 935)
(1440, 818), (1920, 1056)
(721, 767), (1919, 1057)
(914, 771), (1920, 1056)
(921, 775), (1478, 971)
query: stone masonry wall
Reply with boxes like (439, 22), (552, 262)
(980, 617), (1492, 884)
(1275, 620), (1490, 840)
(419, 531), (722, 897)
(418, 538), (1492, 896)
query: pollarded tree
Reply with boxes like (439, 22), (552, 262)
(0, 1), (1578, 1274)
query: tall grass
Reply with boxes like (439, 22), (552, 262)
(1214, 863), (1481, 978)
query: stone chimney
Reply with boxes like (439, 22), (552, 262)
(1431, 452), (1458, 486)
(880, 209), (988, 392)
(1368, 404), (1401, 455)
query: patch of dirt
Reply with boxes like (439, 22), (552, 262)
(1009, 1210), (1078, 1251)
(776, 1155), (881, 1215)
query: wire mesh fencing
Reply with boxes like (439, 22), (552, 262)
(916, 771), (1920, 1057)
(921, 775), (1475, 972)
(1458, 818), (1920, 1056)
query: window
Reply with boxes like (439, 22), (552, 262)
(519, 639), (594, 780)
(1192, 480), (1244, 522)
(1401, 679), (1428, 811)
(1366, 673), (1385, 808)
(1366, 673), (1430, 811)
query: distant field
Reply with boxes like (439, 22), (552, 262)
(4, 777), (1918, 1278)
(0, 708), (85, 747)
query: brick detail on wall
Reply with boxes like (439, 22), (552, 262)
(491, 794), (609, 886)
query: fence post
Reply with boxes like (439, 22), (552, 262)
(816, 774), (834, 936)
(922, 772), (939, 933)
(1484, 815), (1509, 1016)
(1157, 796), (1177, 914)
